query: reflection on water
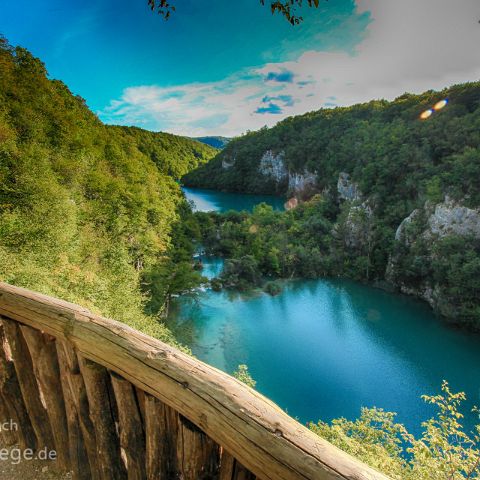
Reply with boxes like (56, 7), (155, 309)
(167, 259), (480, 435)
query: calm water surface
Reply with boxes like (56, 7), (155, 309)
(170, 189), (480, 435)
(182, 186), (285, 212)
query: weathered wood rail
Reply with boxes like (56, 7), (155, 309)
(0, 282), (390, 480)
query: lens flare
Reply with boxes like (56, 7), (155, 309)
(434, 99), (448, 111)
(420, 109), (433, 120)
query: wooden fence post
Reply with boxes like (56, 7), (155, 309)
(78, 355), (127, 480)
(177, 414), (220, 480)
(2, 317), (54, 451)
(0, 320), (35, 449)
(56, 340), (99, 479)
(111, 372), (146, 480)
(20, 325), (70, 470)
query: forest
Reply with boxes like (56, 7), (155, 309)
(185, 82), (480, 329)
(0, 37), (216, 346)
(1, 36), (479, 479)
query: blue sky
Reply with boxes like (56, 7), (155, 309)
(1, 0), (479, 136)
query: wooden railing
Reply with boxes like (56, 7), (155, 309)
(0, 282), (390, 480)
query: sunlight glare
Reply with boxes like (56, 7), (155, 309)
(420, 109), (433, 120)
(434, 99), (448, 111)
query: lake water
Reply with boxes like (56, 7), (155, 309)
(182, 186), (285, 212)
(169, 189), (480, 435)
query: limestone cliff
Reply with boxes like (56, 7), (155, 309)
(337, 172), (362, 202)
(257, 150), (317, 198)
(388, 197), (480, 323)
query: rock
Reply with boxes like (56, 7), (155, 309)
(427, 197), (480, 239)
(395, 208), (422, 244)
(258, 150), (317, 197)
(343, 202), (373, 248)
(258, 150), (288, 182)
(288, 171), (317, 197)
(221, 158), (235, 169)
(389, 196), (480, 323)
(337, 172), (362, 202)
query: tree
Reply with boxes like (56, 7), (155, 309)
(148, 0), (321, 24)
(309, 382), (480, 479)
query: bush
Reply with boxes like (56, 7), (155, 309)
(309, 382), (480, 479)
(264, 280), (283, 296)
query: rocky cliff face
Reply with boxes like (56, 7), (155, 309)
(395, 197), (480, 244)
(257, 150), (317, 198)
(258, 151), (288, 182)
(427, 197), (480, 239)
(333, 172), (372, 249)
(389, 197), (480, 322)
(288, 171), (317, 197)
(337, 172), (362, 202)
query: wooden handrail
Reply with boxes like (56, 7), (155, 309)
(0, 282), (390, 480)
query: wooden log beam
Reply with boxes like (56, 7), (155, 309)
(1, 317), (54, 452)
(233, 461), (257, 480)
(219, 450), (236, 480)
(0, 320), (36, 449)
(144, 392), (178, 479)
(0, 282), (391, 480)
(78, 355), (127, 480)
(110, 372), (146, 480)
(55, 340), (91, 480)
(20, 325), (70, 470)
(56, 340), (100, 479)
(176, 414), (220, 479)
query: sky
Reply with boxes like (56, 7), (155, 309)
(1, 0), (480, 137)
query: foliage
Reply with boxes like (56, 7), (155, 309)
(264, 280), (283, 296)
(116, 126), (217, 179)
(233, 364), (257, 388)
(0, 38), (212, 348)
(148, 0), (322, 24)
(309, 382), (480, 479)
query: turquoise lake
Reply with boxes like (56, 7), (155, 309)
(182, 186), (285, 212)
(170, 188), (480, 435)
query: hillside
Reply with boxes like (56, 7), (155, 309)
(187, 83), (480, 328)
(0, 38), (216, 343)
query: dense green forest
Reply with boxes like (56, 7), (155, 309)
(186, 82), (480, 329)
(0, 38), (216, 344)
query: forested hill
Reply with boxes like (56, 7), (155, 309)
(184, 81), (480, 205)
(115, 126), (218, 178)
(0, 38), (215, 344)
(186, 82), (480, 328)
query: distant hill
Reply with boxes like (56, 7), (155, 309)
(193, 136), (231, 149)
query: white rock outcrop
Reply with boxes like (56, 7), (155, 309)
(427, 197), (480, 239)
(337, 172), (362, 202)
(258, 151), (288, 182)
(288, 171), (317, 195)
(257, 150), (317, 196)
(222, 158), (235, 169)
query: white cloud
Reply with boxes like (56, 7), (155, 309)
(101, 0), (480, 137)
